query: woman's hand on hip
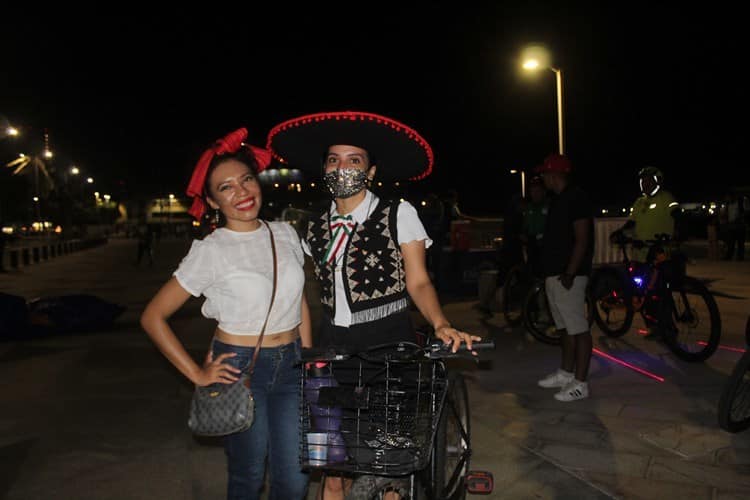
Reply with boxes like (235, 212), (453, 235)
(196, 351), (241, 386)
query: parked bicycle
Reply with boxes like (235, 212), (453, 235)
(589, 233), (721, 362)
(299, 334), (495, 499)
(501, 261), (535, 327)
(520, 276), (594, 345)
(717, 316), (750, 433)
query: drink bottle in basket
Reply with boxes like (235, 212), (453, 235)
(304, 362), (346, 463)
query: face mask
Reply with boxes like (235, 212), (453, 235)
(323, 168), (369, 198)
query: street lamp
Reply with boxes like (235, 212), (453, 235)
(521, 46), (565, 155)
(509, 169), (526, 198)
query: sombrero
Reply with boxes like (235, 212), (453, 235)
(265, 111), (434, 181)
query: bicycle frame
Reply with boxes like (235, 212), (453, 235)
(602, 236), (677, 323)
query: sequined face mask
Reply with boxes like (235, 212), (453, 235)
(323, 168), (369, 199)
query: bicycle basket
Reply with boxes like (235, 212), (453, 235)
(300, 355), (448, 476)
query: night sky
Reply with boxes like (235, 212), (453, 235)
(1, 4), (743, 215)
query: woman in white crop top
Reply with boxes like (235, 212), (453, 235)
(140, 128), (311, 500)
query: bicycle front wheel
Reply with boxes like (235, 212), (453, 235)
(522, 282), (561, 345)
(590, 267), (633, 337)
(346, 475), (411, 500)
(663, 276), (721, 362)
(502, 264), (527, 327)
(718, 351), (750, 433)
(429, 371), (471, 500)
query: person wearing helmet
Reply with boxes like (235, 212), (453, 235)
(610, 166), (680, 262)
(610, 166), (680, 340)
(536, 153), (595, 402)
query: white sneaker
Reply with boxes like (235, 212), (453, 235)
(537, 369), (574, 388)
(554, 380), (589, 402)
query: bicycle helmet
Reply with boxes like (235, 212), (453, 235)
(638, 166), (663, 182)
(638, 166), (663, 196)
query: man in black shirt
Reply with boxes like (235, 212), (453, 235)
(536, 154), (594, 402)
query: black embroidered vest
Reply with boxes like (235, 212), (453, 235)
(306, 199), (409, 325)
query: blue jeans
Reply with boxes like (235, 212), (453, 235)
(212, 339), (309, 500)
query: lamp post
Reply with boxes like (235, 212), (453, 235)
(509, 169), (526, 198)
(522, 51), (565, 155)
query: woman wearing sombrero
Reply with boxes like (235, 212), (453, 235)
(267, 111), (481, 499)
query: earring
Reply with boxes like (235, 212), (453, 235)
(213, 209), (221, 225)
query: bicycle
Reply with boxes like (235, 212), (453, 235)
(520, 275), (594, 345)
(299, 335), (496, 499)
(501, 261), (535, 327)
(717, 316), (750, 433)
(589, 233), (721, 362)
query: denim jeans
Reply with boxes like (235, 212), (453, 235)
(212, 338), (309, 500)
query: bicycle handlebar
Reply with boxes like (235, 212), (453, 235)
(612, 233), (672, 248)
(425, 339), (496, 359)
(300, 338), (496, 363)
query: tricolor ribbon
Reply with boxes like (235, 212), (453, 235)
(323, 214), (355, 265)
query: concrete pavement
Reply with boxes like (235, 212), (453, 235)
(0, 236), (749, 499)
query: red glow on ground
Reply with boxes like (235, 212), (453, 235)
(592, 348), (666, 382)
(696, 341), (746, 353)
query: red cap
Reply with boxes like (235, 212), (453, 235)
(539, 153), (572, 174)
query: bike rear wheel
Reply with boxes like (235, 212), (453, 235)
(502, 264), (528, 327)
(522, 282), (561, 345)
(717, 351), (750, 433)
(662, 276), (721, 362)
(590, 267), (634, 337)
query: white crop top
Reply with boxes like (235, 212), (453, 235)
(174, 221), (305, 335)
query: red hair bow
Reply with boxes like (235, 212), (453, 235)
(186, 128), (272, 219)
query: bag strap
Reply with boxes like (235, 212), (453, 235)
(244, 220), (277, 391)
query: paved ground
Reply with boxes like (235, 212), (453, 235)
(0, 236), (749, 499)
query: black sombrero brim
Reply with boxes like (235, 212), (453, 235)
(266, 111), (433, 181)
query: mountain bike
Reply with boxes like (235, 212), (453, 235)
(589, 234), (721, 362)
(520, 276), (594, 345)
(717, 316), (750, 433)
(299, 336), (495, 499)
(501, 262), (535, 327)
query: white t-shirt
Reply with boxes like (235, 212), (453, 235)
(174, 221), (305, 335)
(302, 190), (432, 326)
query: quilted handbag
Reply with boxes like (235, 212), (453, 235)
(187, 220), (277, 437)
(188, 377), (255, 436)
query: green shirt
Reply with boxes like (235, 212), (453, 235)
(523, 201), (548, 239)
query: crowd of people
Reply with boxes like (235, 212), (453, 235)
(139, 110), (709, 499)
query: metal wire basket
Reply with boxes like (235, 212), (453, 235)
(300, 348), (448, 476)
